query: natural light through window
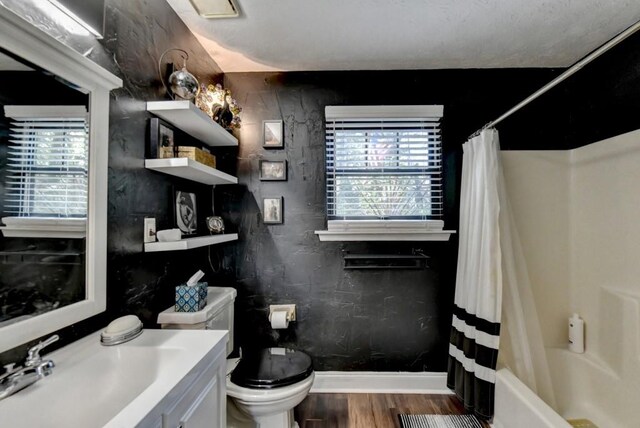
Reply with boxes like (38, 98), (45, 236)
(325, 105), (443, 221)
(4, 105), (88, 219)
(315, 105), (452, 241)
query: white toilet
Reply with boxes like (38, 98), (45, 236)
(158, 287), (314, 428)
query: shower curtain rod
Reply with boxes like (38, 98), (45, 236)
(469, 19), (640, 139)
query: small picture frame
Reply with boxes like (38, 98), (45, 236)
(175, 190), (197, 235)
(259, 160), (287, 181)
(263, 120), (284, 148)
(263, 197), (283, 224)
(149, 118), (176, 159)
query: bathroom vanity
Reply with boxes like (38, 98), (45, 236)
(0, 330), (228, 427)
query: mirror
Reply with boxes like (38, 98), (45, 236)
(0, 7), (121, 352)
(0, 49), (90, 327)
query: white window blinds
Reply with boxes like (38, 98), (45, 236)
(325, 105), (443, 220)
(3, 105), (88, 218)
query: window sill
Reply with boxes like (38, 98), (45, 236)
(0, 217), (86, 238)
(314, 221), (455, 242)
(314, 230), (455, 241)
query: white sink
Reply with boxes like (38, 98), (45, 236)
(0, 329), (228, 427)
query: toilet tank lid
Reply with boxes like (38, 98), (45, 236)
(157, 286), (237, 325)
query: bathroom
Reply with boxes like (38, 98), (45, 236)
(0, 0), (639, 427)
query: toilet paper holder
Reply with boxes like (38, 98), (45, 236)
(269, 304), (296, 322)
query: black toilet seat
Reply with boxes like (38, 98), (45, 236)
(230, 348), (313, 389)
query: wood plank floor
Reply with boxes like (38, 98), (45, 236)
(294, 393), (490, 428)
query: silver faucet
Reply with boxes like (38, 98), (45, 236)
(0, 334), (59, 401)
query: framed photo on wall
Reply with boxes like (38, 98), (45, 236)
(263, 197), (283, 224)
(174, 189), (197, 235)
(259, 160), (287, 181)
(263, 120), (284, 148)
(149, 118), (176, 159)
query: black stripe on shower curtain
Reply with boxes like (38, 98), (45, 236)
(447, 305), (501, 420)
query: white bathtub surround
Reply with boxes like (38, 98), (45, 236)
(448, 129), (503, 420)
(500, 129), (640, 427)
(496, 160), (557, 407)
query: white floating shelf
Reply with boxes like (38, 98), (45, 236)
(144, 234), (238, 252)
(146, 100), (238, 147)
(145, 158), (238, 185)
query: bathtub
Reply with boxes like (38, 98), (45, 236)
(493, 368), (570, 428)
(494, 347), (638, 428)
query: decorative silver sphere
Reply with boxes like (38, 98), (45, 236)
(168, 66), (200, 100)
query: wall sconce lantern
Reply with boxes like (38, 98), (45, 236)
(195, 83), (242, 130)
(158, 48), (200, 100)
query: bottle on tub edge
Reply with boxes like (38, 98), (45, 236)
(568, 313), (585, 353)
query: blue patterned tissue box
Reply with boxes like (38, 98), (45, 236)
(175, 282), (208, 312)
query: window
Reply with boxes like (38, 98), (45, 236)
(2, 105), (88, 236)
(317, 106), (450, 241)
(326, 105), (443, 220)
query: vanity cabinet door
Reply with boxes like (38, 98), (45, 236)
(175, 376), (218, 427)
(162, 353), (226, 428)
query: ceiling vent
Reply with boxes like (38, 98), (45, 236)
(189, 0), (239, 18)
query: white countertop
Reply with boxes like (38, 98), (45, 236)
(0, 329), (228, 427)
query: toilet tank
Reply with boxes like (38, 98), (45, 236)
(157, 287), (237, 356)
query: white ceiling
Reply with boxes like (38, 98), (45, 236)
(167, 0), (640, 72)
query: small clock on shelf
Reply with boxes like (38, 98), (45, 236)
(206, 216), (225, 234)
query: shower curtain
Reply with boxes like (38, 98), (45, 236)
(447, 128), (556, 419)
(496, 144), (557, 408)
(447, 129), (502, 420)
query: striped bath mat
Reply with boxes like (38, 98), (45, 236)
(398, 414), (484, 428)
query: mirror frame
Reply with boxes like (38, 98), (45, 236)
(0, 6), (122, 352)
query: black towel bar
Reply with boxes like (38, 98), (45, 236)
(343, 253), (430, 270)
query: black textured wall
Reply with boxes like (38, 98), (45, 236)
(221, 70), (560, 371)
(492, 30), (640, 150)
